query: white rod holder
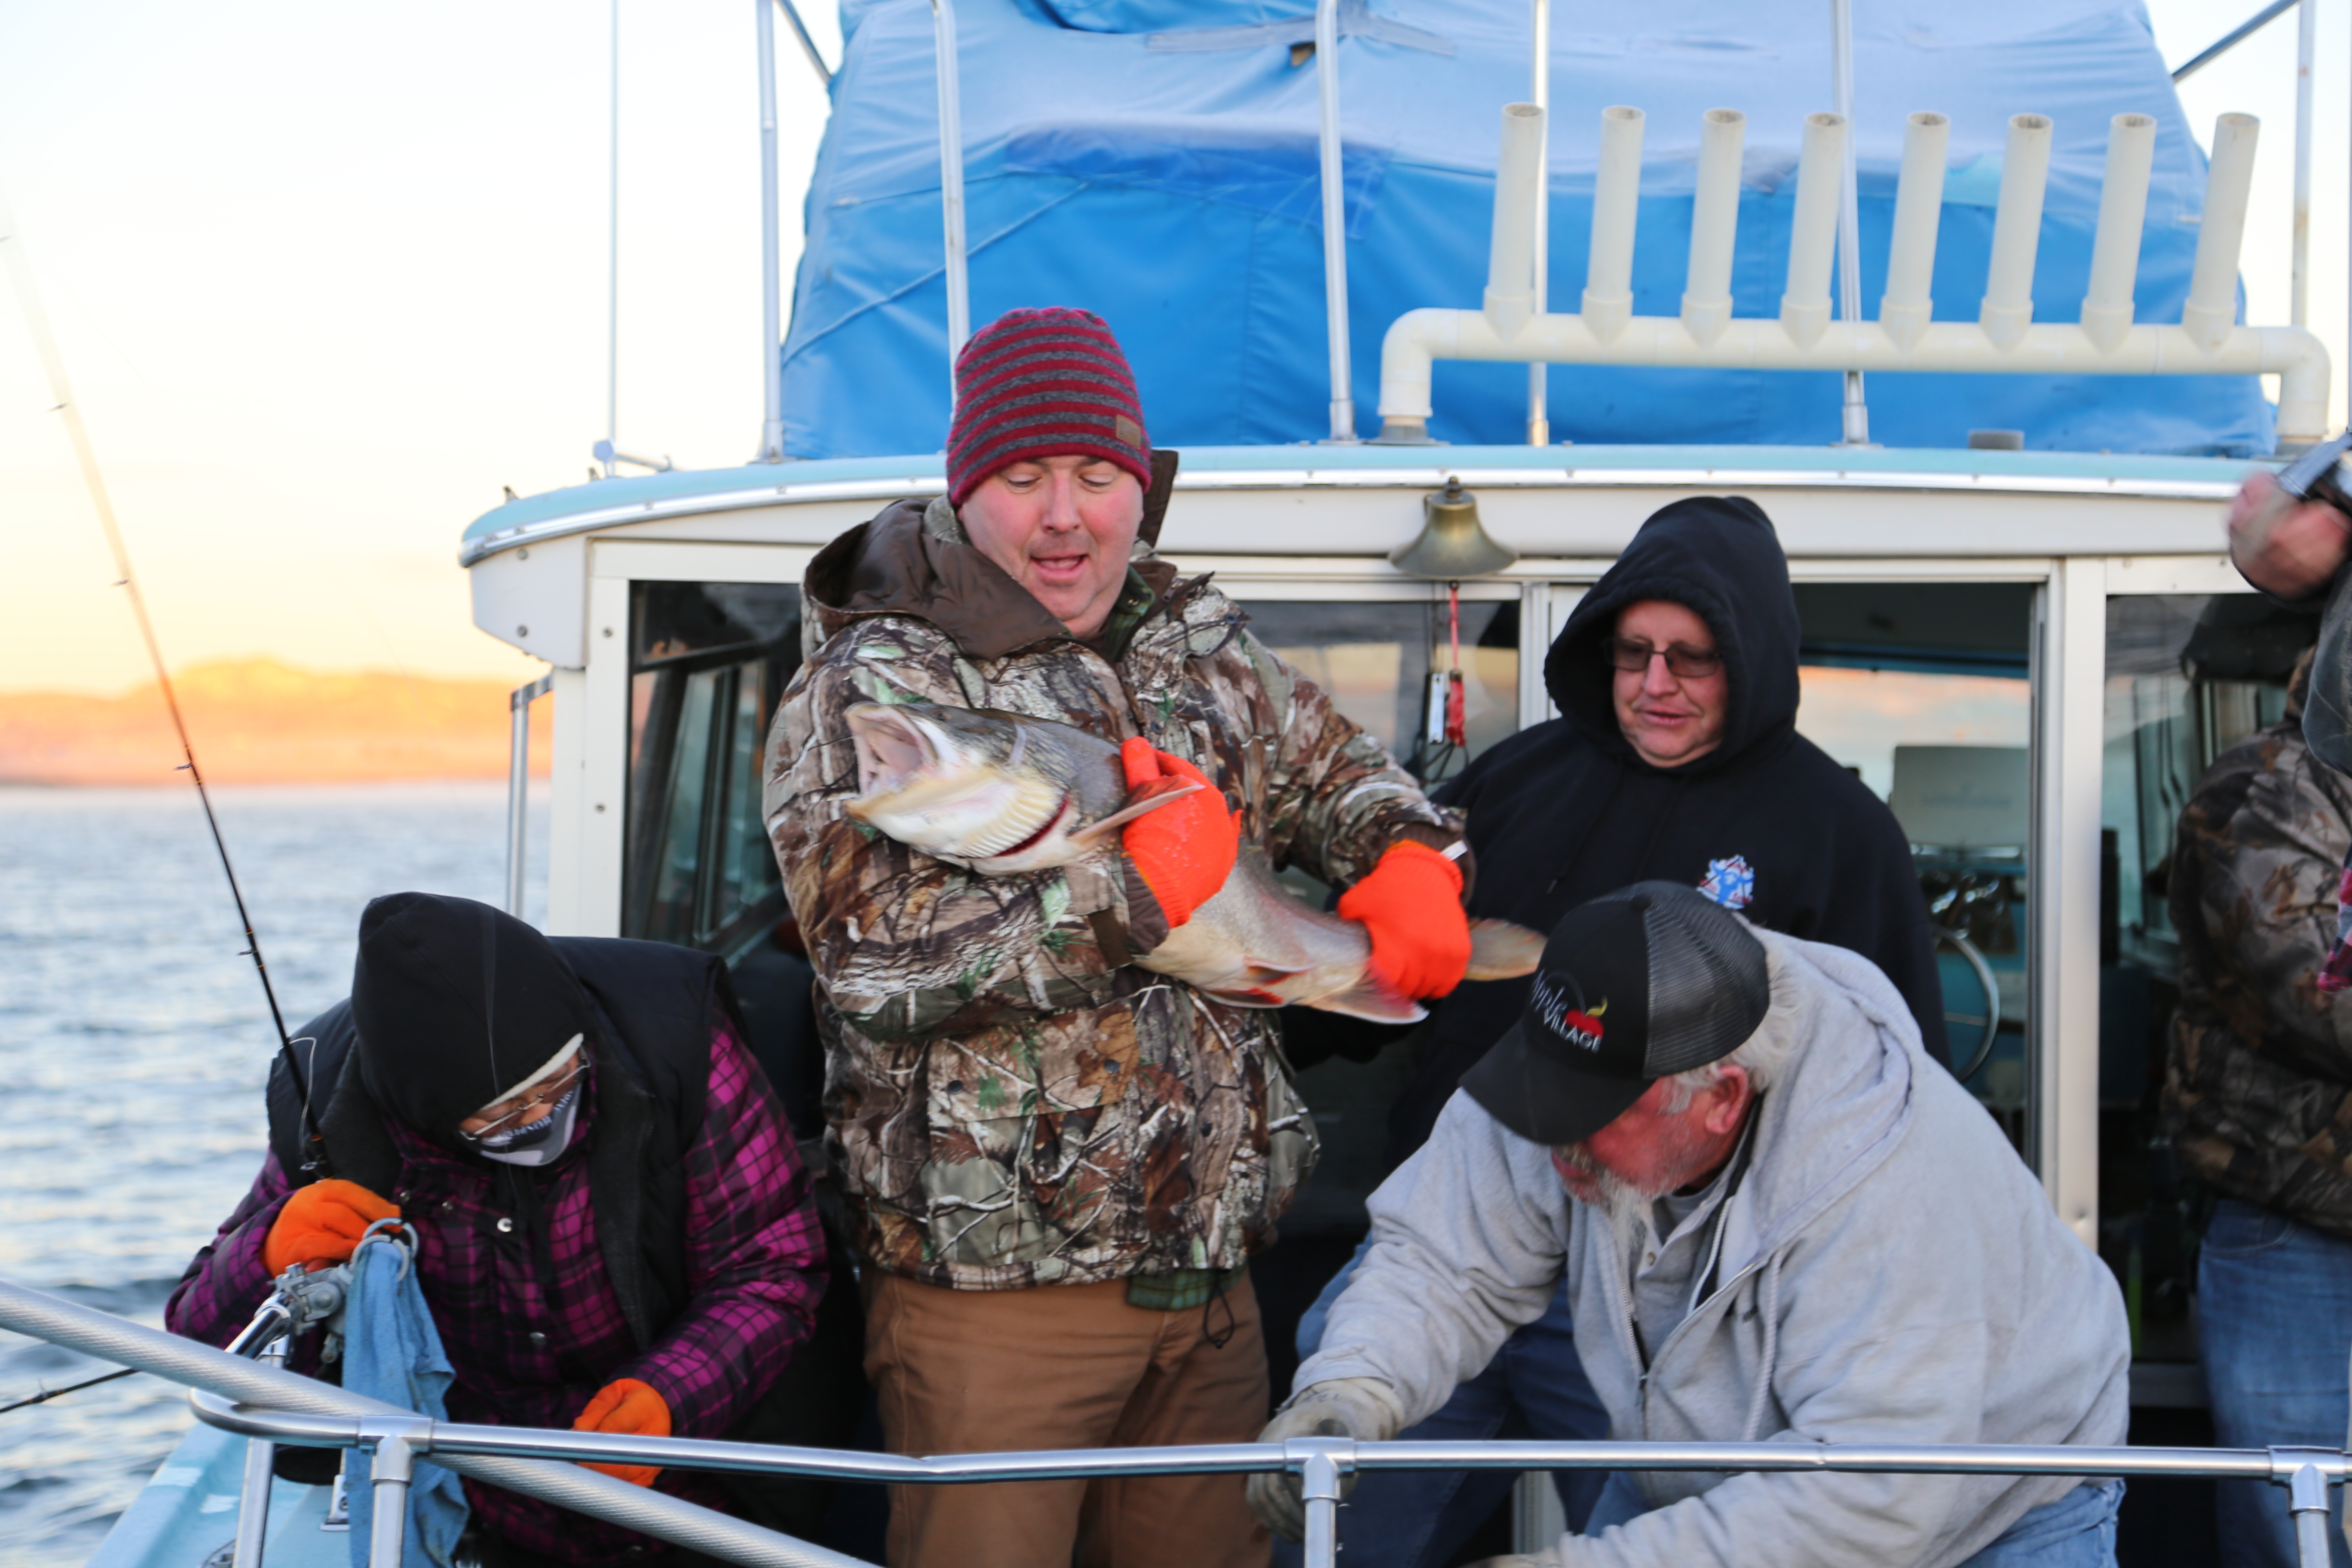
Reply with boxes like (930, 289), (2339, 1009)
(2080, 113), (2157, 353)
(756, 0), (785, 460)
(2185, 112), (2260, 352)
(1781, 112), (1846, 349)
(1486, 104), (1546, 339)
(931, 0), (970, 378)
(1979, 112), (2053, 350)
(1581, 105), (1644, 344)
(1316, 0), (1357, 440)
(1680, 108), (1746, 347)
(1880, 111), (1949, 351)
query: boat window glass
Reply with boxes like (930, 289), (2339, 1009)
(1245, 598), (1519, 787)
(622, 582), (802, 956)
(2099, 592), (2312, 1381)
(1791, 583), (2036, 1145)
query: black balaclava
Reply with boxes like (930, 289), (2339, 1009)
(349, 891), (598, 1149)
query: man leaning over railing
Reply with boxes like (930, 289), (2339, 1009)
(1249, 882), (2132, 1568)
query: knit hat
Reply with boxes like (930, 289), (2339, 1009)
(946, 307), (1152, 505)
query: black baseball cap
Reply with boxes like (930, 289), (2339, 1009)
(1461, 881), (1771, 1146)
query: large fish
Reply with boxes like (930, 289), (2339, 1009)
(843, 701), (1545, 1022)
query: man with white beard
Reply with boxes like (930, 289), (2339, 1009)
(1247, 882), (2132, 1568)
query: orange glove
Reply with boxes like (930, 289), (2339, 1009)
(263, 1179), (401, 1276)
(1118, 739), (1240, 928)
(1336, 840), (1473, 1000)
(573, 1377), (671, 1486)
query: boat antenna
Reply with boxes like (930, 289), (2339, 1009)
(0, 191), (313, 1139)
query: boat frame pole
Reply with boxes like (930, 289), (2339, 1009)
(1526, 0), (1550, 445)
(1831, 0), (1869, 444)
(931, 0), (970, 381)
(1316, 0), (1357, 441)
(505, 673), (554, 918)
(757, 0), (786, 460)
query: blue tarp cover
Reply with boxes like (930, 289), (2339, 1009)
(781, 0), (2275, 457)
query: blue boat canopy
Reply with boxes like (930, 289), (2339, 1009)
(781, 0), (2275, 458)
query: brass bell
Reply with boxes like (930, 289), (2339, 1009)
(1389, 478), (1519, 579)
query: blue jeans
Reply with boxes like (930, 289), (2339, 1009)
(1584, 1473), (2122, 1565)
(1281, 1246), (1609, 1568)
(2199, 1198), (2352, 1568)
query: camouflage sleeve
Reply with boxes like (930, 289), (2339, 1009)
(1242, 632), (1464, 890)
(763, 622), (1155, 1044)
(2194, 748), (2352, 1076)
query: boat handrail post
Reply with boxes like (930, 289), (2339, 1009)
(507, 673), (554, 918)
(232, 1338), (283, 1568)
(1315, 0), (1357, 441)
(1291, 1439), (1351, 1568)
(358, 1416), (430, 1568)
(931, 0), (970, 387)
(757, 0), (786, 462)
(2269, 1448), (2339, 1568)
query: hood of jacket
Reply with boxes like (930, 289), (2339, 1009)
(1545, 496), (1801, 778)
(802, 460), (1183, 661)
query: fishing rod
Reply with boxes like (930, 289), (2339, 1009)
(0, 190), (314, 1132)
(0, 1366), (138, 1418)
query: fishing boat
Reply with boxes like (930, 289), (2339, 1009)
(22, 0), (2348, 1560)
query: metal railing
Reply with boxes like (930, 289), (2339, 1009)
(3, 1276), (2343, 1568)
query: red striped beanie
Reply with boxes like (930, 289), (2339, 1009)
(946, 307), (1153, 506)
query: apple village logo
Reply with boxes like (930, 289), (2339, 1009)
(1699, 854), (1756, 911)
(1530, 971), (1608, 1052)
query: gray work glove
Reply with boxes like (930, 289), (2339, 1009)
(1244, 1377), (1407, 1543)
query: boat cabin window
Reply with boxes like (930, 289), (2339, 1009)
(1792, 583), (2037, 1142)
(623, 582), (803, 954)
(2099, 592), (2312, 1382)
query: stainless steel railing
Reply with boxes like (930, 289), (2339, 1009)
(4, 1275), (2342, 1568)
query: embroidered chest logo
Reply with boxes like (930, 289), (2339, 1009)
(1699, 854), (1756, 910)
(1531, 972), (1608, 1051)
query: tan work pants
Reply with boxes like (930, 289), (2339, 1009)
(864, 1271), (1273, 1568)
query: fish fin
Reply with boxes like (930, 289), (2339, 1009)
(1464, 919), (1548, 980)
(1307, 980), (1428, 1025)
(1066, 778), (1204, 850)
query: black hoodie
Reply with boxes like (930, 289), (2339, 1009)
(1385, 495), (1947, 1167)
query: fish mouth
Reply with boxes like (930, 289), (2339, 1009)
(847, 704), (944, 797)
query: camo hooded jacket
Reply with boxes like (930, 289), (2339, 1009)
(2163, 658), (2352, 1239)
(764, 496), (1462, 1290)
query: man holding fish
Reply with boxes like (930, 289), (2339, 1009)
(763, 307), (1516, 1568)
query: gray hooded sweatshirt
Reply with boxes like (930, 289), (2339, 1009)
(1297, 928), (2129, 1568)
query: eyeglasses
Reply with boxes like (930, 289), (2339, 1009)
(456, 1056), (591, 1144)
(1602, 637), (1723, 680)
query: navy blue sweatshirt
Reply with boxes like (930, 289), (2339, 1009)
(1384, 495), (1948, 1168)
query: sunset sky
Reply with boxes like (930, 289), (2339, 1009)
(0, 0), (2335, 697)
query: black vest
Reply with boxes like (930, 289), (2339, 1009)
(266, 936), (737, 1353)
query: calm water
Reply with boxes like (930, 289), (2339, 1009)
(0, 783), (546, 1567)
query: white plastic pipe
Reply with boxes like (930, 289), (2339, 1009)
(1486, 103), (1546, 340)
(1979, 113), (2052, 350)
(1581, 106), (1644, 344)
(931, 0), (970, 375)
(1372, 306), (2333, 445)
(1879, 112), (1949, 352)
(1680, 109), (1745, 347)
(1316, 0), (1356, 439)
(2294, 0), (2314, 327)
(2184, 112), (2261, 352)
(1781, 112), (1846, 349)
(2079, 113), (2157, 353)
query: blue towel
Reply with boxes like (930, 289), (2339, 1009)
(342, 1238), (470, 1568)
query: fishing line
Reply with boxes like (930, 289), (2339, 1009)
(0, 190), (313, 1137)
(0, 1366), (139, 1418)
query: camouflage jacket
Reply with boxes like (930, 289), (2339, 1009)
(2164, 693), (2352, 1239)
(764, 499), (1463, 1289)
